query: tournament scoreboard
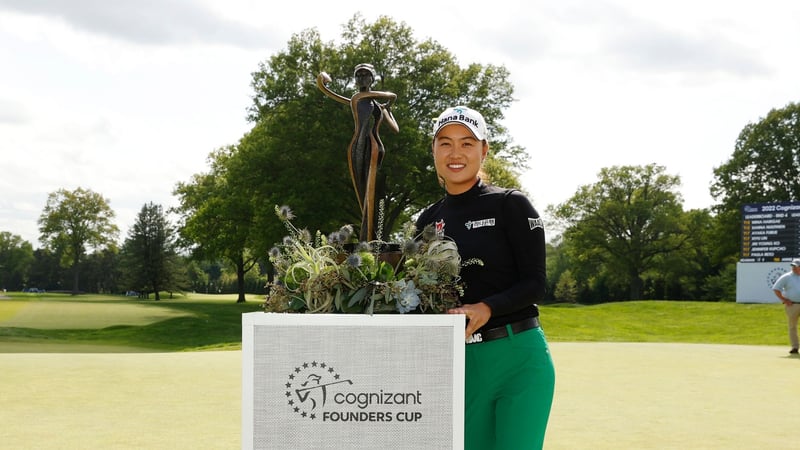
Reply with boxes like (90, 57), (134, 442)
(740, 202), (800, 262)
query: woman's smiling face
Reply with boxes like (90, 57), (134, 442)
(432, 123), (488, 195)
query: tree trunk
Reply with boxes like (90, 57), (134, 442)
(71, 260), (80, 295)
(629, 271), (643, 300)
(236, 259), (246, 303)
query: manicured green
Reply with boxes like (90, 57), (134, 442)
(541, 300), (787, 345)
(0, 293), (790, 352)
(0, 292), (263, 352)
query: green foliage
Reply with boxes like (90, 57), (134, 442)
(480, 155), (523, 190)
(0, 231), (34, 291)
(553, 269), (578, 303)
(81, 247), (121, 294)
(711, 101), (800, 208)
(710, 101), (800, 260)
(26, 248), (66, 292)
(120, 202), (185, 300)
(172, 147), (261, 303)
(701, 264), (737, 302)
(552, 164), (687, 300)
(37, 187), (119, 294)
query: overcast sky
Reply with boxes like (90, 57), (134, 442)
(1, 0), (799, 248)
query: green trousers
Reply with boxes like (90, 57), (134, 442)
(464, 325), (555, 450)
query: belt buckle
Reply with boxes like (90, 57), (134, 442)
(466, 332), (483, 344)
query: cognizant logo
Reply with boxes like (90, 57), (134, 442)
(284, 360), (424, 423)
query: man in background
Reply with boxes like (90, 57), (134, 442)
(772, 258), (800, 354)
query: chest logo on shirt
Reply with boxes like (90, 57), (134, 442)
(529, 218), (544, 231)
(435, 219), (445, 238)
(465, 218), (496, 230)
(767, 267), (786, 288)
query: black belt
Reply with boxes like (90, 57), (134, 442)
(466, 316), (540, 345)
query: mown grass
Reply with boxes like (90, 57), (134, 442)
(0, 292), (789, 352)
(541, 300), (787, 345)
(0, 292), (263, 352)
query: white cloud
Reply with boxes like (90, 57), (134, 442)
(0, 0), (279, 47)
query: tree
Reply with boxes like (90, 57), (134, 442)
(553, 269), (579, 303)
(27, 248), (66, 292)
(120, 202), (183, 300)
(552, 164), (688, 300)
(242, 14), (526, 253)
(0, 231), (34, 291)
(710, 101), (800, 261)
(173, 148), (259, 303)
(183, 258), (210, 293)
(38, 187), (119, 295)
(653, 208), (733, 301)
(82, 248), (121, 294)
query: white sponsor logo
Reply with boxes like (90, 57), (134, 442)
(466, 333), (483, 344)
(528, 218), (544, 230)
(465, 218), (495, 230)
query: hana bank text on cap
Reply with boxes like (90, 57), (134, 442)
(433, 106), (489, 141)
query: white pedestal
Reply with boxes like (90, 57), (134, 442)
(242, 312), (465, 449)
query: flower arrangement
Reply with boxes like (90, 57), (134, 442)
(263, 205), (480, 314)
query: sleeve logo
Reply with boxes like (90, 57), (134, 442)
(528, 218), (544, 231)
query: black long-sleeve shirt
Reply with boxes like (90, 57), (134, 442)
(415, 180), (546, 331)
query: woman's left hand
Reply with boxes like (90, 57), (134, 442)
(448, 302), (491, 339)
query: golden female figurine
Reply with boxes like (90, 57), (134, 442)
(317, 63), (399, 241)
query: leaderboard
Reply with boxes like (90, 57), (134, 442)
(741, 202), (800, 262)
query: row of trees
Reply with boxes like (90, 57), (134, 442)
(2, 15), (798, 303)
(0, 192), (266, 298)
(547, 99), (800, 303)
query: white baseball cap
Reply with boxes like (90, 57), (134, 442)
(432, 106), (488, 141)
(791, 258), (800, 267)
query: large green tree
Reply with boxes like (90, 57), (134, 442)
(173, 147), (259, 303)
(552, 164), (688, 300)
(121, 202), (183, 300)
(710, 101), (800, 261)
(242, 14), (525, 251)
(0, 231), (34, 291)
(37, 187), (119, 294)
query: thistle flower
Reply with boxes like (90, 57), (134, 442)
(421, 224), (437, 241)
(298, 228), (312, 244)
(277, 205), (295, 221)
(327, 231), (342, 244)
(402, 239), (421, 256)
(339, 224), (354, 237)
(346, 253), (363, 268)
